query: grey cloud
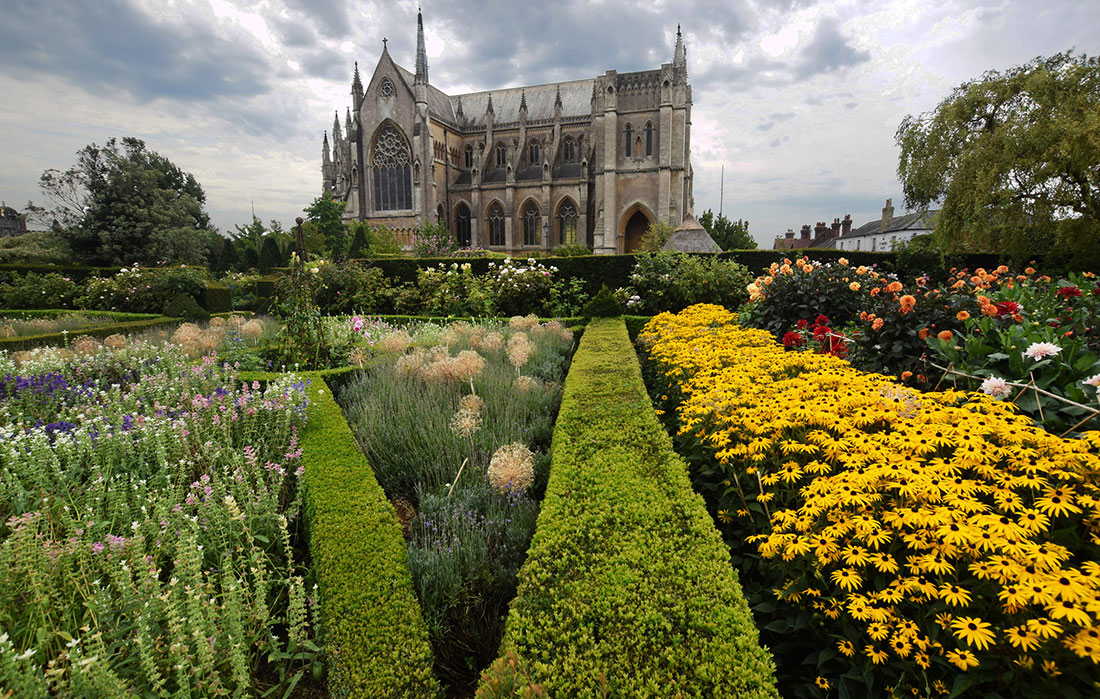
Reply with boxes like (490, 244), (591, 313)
(792, 17), (870, 80)
(284, 0), (351, 39)
(0, 0), (271, 102)
(757, 112), (796, 131)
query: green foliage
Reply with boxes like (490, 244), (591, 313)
(313, 260), (394, 315)
(34, 137), (214, 265)
(740, 257), (880, 335)
(366, 224), (405, 256)
(304, 191), (349, 257)
(636, 220), (676, 252)
(699, 209), (755, 250)
(269, 373), (440, 698)
(0, 317), (179, 352)
(896, 51), (1100, 262)
(273, 256), (331, 368)
(346, 224), (368, 259)
(162, 292), (209, 321)
(202, 283), (232, 313)
(890, 233), (961, 283)
(0, 230), (73, 265)
(72, 266), (208, 314)
(258, 236), (282, 273)
(412, 221), (459, 257)
(625, 250), (755, 314)
(581, 284), (623, 318)
(231, 218), (288, 271)
(484, 319), (779, 697)
(394, 262), (492, 317)
(0, 272), (79, 309)
(549, 243), (591, 257)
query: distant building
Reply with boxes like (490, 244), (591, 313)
(833, 199), (937, 252)
(0, 203), (28, 238)
(773, 215), (852, 250)
(321, 10), (694, 255)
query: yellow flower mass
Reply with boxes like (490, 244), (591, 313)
(639, 304), (1100, 691)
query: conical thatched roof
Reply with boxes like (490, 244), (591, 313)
(662, 215), (721, 253)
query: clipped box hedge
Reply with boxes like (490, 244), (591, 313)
(276, 372), (440, 698)
(0, 316), (183, 352)
(480, 318), (778, 697)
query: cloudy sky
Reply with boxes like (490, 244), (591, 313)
(1, 0), (1096, 247)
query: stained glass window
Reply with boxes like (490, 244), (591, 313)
(371, 124), (412, 211)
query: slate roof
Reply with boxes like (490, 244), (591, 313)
(664, 216), (721, 253)
(395, 65), (457, 122)
(845, 209), (938, 238)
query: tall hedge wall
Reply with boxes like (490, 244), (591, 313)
(479, 318), (779, 697)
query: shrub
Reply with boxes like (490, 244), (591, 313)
(312, 260), (394, 315)
(483, 318), (779, 697)
(740, 256), (885, 335)
(163, 292), (209, 321)
(481, 258), (557, 317)
(202, 282), (232, 313)
(640, 304), (1100, 698)
(394, 262), (492, 317)
(72, 266), (208, 313)
(0, 272), (79, 309)
(412, 221), (459, 258)
(550, 243), (591, 257)
(581, 284), (622, 318)
(626, 250), (754, 314)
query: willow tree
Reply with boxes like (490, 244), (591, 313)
(896, 52), (1100, 262)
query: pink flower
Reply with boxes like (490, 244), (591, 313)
(1022, 342), (1062, 361)
(1084, 374), (1100, 388)
(980, 376), (1012, 399)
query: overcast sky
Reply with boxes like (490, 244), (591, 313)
(1, 0), (1096, 247)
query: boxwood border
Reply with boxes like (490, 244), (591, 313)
(481, 318), (779, 696)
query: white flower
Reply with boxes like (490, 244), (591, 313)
(1083, 373), (1100, 388)
(980, 376), (1012, 399)
(1022, 342), (1062, 361)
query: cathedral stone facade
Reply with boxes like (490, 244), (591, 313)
(321, 12), (693, 255)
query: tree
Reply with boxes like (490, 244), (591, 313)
(303, 191), (348, 257)
(698, 209), (755, 250)
(896, 52), (1100, 261)
(231, 217), (290, 270)
(637, 221), (676, 252)
(30, 137), (214, 265)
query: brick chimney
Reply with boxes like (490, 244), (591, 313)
(881, 198), (894, 233)
(841, 214), (852, 237)
(800, 224), (811, 240)
(785, 228), (795, 239)
(831, 217), (841, 238)
(814, 221), (829, 240)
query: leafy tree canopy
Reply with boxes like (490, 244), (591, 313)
(698, 209), (755, 250)
(896, 51), (1100, 261)
(637, 220), (676, 252)
(29, 137), (214, 266)
(304, 191), (348, 257)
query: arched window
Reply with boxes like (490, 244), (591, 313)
(379, 79), (395, 99)
(522, 201), (540, 246)
(487, 202), (505, 247)
(495, 143), (506, 168)
(437, 204), (446, 225)
(624, 124), (632, 157)
(464, 145), (473, 168)
(645, 122), (654, 156)
(528, 139), (540, 165)
(557, 199), (578, 246)
(563, 136), (575, 162)
(371, 124), (413, 211)
(455, 203), (471, 247)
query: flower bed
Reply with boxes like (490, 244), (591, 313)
(479, 318), (778, 697)
(336, 315), (574, 694)
(640, 305), (1100, 698)
(0, 343), (317, 696)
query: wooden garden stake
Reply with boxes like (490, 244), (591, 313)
(447, 457), (469, 497)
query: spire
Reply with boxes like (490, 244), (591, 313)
(345, 106), (353, 133)
(519, 89), (528, 114)
(554, 84), (563, 111)
(352, 61), (363, 108)
(414, 7), (429, 85)
(455, 96), (464, 120)
(332, 111), (342, 141)
(322, 131), (331, 164)
(486, 92), (494, 116)
(674, 23), (685, 66)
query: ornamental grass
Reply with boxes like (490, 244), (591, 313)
(640, 304), (1100, 698)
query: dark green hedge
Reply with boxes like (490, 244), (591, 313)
(266, 372), (440, 698)
(203, 283), (232, 313)
(0, 309), (161, 321)
(480, 319), (778, 697)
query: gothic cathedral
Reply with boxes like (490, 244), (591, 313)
(322, 11), (693, 255)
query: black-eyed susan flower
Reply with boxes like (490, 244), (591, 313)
(945, 648), (980, 670)
(1006, 625), (1042, 651)
(951, 616), (996, 650)
(836, 639), (855, 657)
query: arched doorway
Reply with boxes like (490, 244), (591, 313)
(623, 209), (651, 253)
(454, 203), (471, 248)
